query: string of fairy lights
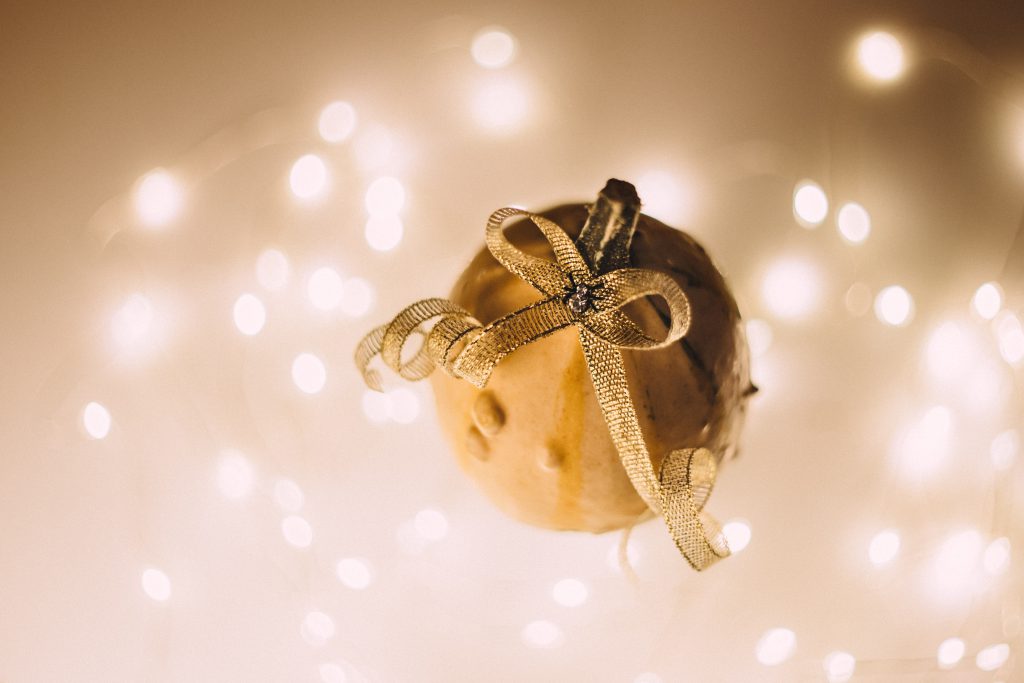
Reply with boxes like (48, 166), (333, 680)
(75, 23), (1023, 683)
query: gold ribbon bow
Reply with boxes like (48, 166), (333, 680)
(356, 207), (730, 570)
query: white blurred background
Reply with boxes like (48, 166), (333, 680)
(2, 1), (1023, 681)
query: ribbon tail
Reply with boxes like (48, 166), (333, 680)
(578, 328), (729, 570)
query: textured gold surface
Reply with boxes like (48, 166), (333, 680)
(356, 208), (730, 570)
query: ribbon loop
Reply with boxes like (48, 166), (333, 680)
(355, 207), (731, 570)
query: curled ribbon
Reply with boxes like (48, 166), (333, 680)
(356, 207), (730, 570)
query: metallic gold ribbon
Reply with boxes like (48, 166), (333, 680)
(355, 208), (730, 570)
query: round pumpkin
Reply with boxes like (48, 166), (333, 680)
(430, 203), (753, 533)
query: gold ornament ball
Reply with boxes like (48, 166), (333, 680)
(430, 203), (753, 533)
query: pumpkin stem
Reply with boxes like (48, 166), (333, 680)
(575, 178), (641, 275)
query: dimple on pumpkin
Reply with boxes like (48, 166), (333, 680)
(430, 184), (754, 533)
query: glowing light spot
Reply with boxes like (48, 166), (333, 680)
(925, 322), (977, 382)
(273, 479), (305, 513)
(991, 430), (1019, 471)
(336, 557), (373, 590)
(844, 282), (872, 316)
(134, 169), (183, 227)
(301, 611), (335, 646)
(972, 282), (1003, 320)
(937, 637), (965, 669)
(633, 674), (662, 683)
(414, 508), (448, 541)
(761, 258), (822, 320)
(793, 181), (828, 226)
(365, 215), (404, 251)
(837, 202), (871, 243)
(318, 101), (357, 143)
(388, 388), (420, 424)
(471, 27), (517, 68)
(823, 651), (856, 683)
(868, 529), (900, 566)
(636, 170), (694, 227)
(722, 520), (752, 553)
(472, 79), (529, 133)
(292, 353), (327, 394)
(983, 537), (1011, 576)
(353, 125), (395, 171)
(874, 285), (913, 326)
(307, 267), (344, 311)
(606, 537), (642, 573)
(112, 294), (155, 347)
(894, 406), (952, 481)
(976, 643), (1010, 671)
(320, 662), (348, 683)
(216, 449), (255, 499)
(341, 277), (374, 317)
(82, 401), (112, 439)
(365, 177), (406, 216)
(282, 515), (313, 548)
(756, 628), (796, 666)
(233, 293), (266, 336)
(932, 529), (982, 596)
(994, 311), (1024, 366)
(965, 362), (1008, 414)
(289, 154), (328, 199)
(552, 578), (588, 607)
(361, 390), (391, 424)
(745, 319), (772, 358)
(521, 620), (564, 649)
(141, 568), (171, 602)
(857, 31), (905, 82)
(256, 248), (290, 291)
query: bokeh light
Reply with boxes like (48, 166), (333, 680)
(319, 662), (348, 683)
(387, 387), (420, 423)
(318, 101), (357, 143)
(745, 319), (773, 358)
(82, 401), (112, 439)
(141, 568), (172, 602)
(722, 520), (752, 553)
(336, 557), (373, 590)
(983, 537), (1011, 576)
(273, 479), (305, 513)
(471, 27), (517, 68)
(756, 628), (796, 666)
(936, 637), (965, 669)
(636, 170), (694, 227)
(868, 529), (900, 566)
(836, 202), (871, 243)
(289, 154), (328, 199)
(990, 429), (1019, 471)
(134, 169), (183, 227)
(353, 124), (395, 171)
(924, 321), (977, 382)
(301, 611), (336, 647)
(471, 79), (530, 133)
(291, 353), (327, 394)
(365, 214), (404, 251)
(112, 293), (155, 348)
(340, 277), (374, 317)
(761, 257), (822, 320)
(793, 180), (828, 226)
(233, 293), (266, 336)
(365, 177), (406, 216)
(551, 578), (588, 607)
(361, 389), (391, 424)
(282, 515), (313, 548)
(857, 31), (905, 82)
(971, 282), (1003, 320)
(975, 643), (1010, 672)
(256, 248), (290, 291)
(216, 449), (255, 500)
(874, 285), (914, 326)
(844, 282), (872, 316)
(894, 406), (952, 481)
(521, 620), (564, 649)
(307, 267), (345, 311)
(931, 529), (982, 596)
(823, 651), (856, 683)
(414, 508), (448, 541)
(994, 311), (1024, 365)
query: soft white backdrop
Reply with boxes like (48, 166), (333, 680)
(2, 2), (1023, 681)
